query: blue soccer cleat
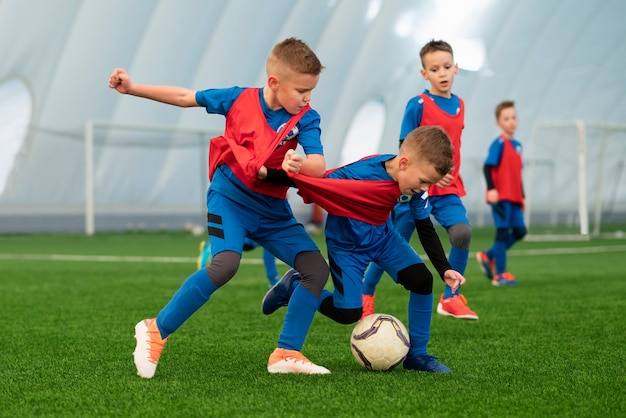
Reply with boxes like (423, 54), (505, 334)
(403, 354), (451, 373)
(492, 272), (519, 286)
(261, 268), (301, 315)
(476, 251), (495, 280)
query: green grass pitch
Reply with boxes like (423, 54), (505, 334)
(0, 226), (624, 417)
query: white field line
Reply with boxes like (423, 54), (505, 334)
(0, 245), (624, 264)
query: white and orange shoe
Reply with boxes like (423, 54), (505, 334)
(133, 318), (169, 378)
(436, 294), (479, 320)
(267, 348), (330, 374)
(361, 293), (376, 320)
(492, 272), (519, 286)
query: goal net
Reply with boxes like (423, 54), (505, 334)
(525, 120), (626, 239)
(85, 120), (221, 235)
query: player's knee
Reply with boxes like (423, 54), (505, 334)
(448, 223), (471, 249)
(319, 297), (361, 324)
(397, 263), (433, 295)
(294, 251), (329, 297)
(513, 227), (527, 241)
(496, 228), (509, 242)
(242, 242), (256, 251)
(207, 250), (240, 287)
(334, 308), (362, 324)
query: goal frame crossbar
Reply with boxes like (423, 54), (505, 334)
(84, 120), (220, 235)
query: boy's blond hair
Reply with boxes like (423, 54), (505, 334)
(267, 37), (324, 76)
(401, 126), (454, 177)
(495, 100), (515, 120)
(419, 39), (454, 67)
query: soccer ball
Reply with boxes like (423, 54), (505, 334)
(350, 313), (410, 371)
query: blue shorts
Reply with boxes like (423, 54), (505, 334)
(429, 194), (470, 228)
(390, 202), (415, 241)
(207, 191), (318, 266)
(328, 228), (423, 310)
(491, 201), (526, 229)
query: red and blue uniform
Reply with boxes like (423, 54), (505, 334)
(289, 154), (452, 358)
(364, 90), (470, 299)
(156, 87), (325, 352)
(482, 134), (527, 276)
(484, 135), (525, 230)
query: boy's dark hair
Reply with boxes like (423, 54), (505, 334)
(402, 126), (454, 177)
(495, 100), (515, 120)
(268, 37), (324, 75)
(420, 39), (454, 67)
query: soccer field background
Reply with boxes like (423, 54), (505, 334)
(1, 226), (624, 417)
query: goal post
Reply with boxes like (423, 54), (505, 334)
(84, 120), (221, 235)
(525, 120), (626, 238)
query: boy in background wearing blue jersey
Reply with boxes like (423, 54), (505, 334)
(109, 38), (331, 376)
(362, 39), (478, 321)
(476, 100), (527, 285)
(263, 126), (465, 372)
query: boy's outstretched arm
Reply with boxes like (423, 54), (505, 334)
(414, 216), (465, 292)
(441, 269), (465, 294)
(299, 153), (326, 178)
(257, 149), (300, 186)
(281, 149), (325, 177)
(414, 216), (453, 277)
(108, 68), (198, 108)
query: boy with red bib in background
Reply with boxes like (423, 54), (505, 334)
(362, 40), (478, 320)
(476, 100), (527, 285)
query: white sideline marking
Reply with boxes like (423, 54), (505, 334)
(507, 245), (626, 257)
(0, 254), (264, 264)
(0, 245), (624, 264)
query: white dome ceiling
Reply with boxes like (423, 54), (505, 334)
(1, 0), (624, 232)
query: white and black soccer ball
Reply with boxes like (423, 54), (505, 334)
(350, 313), (410, 371)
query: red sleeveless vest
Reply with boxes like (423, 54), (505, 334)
(419, 94), (466, 197)
(290, 157), (401, 226)
(208, 88), (309, 199)
(490, 136), (523, 203)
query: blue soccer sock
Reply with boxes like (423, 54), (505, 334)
(156, 268), (218, 339)
(444, 247), (469, 297)
(363, 262), (385, 295)
(317, 289), (333, 308)
(505, 233), (517, 250)
(277, 285), (318, 351)
(407, 292), (433, 357)
(493, 240), (507, 275)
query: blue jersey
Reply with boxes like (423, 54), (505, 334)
(399, 90), (461, 140)
(196, 87), (323, 214)
(408, 191), (431, 220)
(324, 154), (399, 251)
(485, 136), (523, 166)
(320, 154), (427, 310)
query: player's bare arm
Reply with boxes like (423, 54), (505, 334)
(298, 153), (326, 177)
(281, 149), (304, 173)
(108, 68), (198, 108)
